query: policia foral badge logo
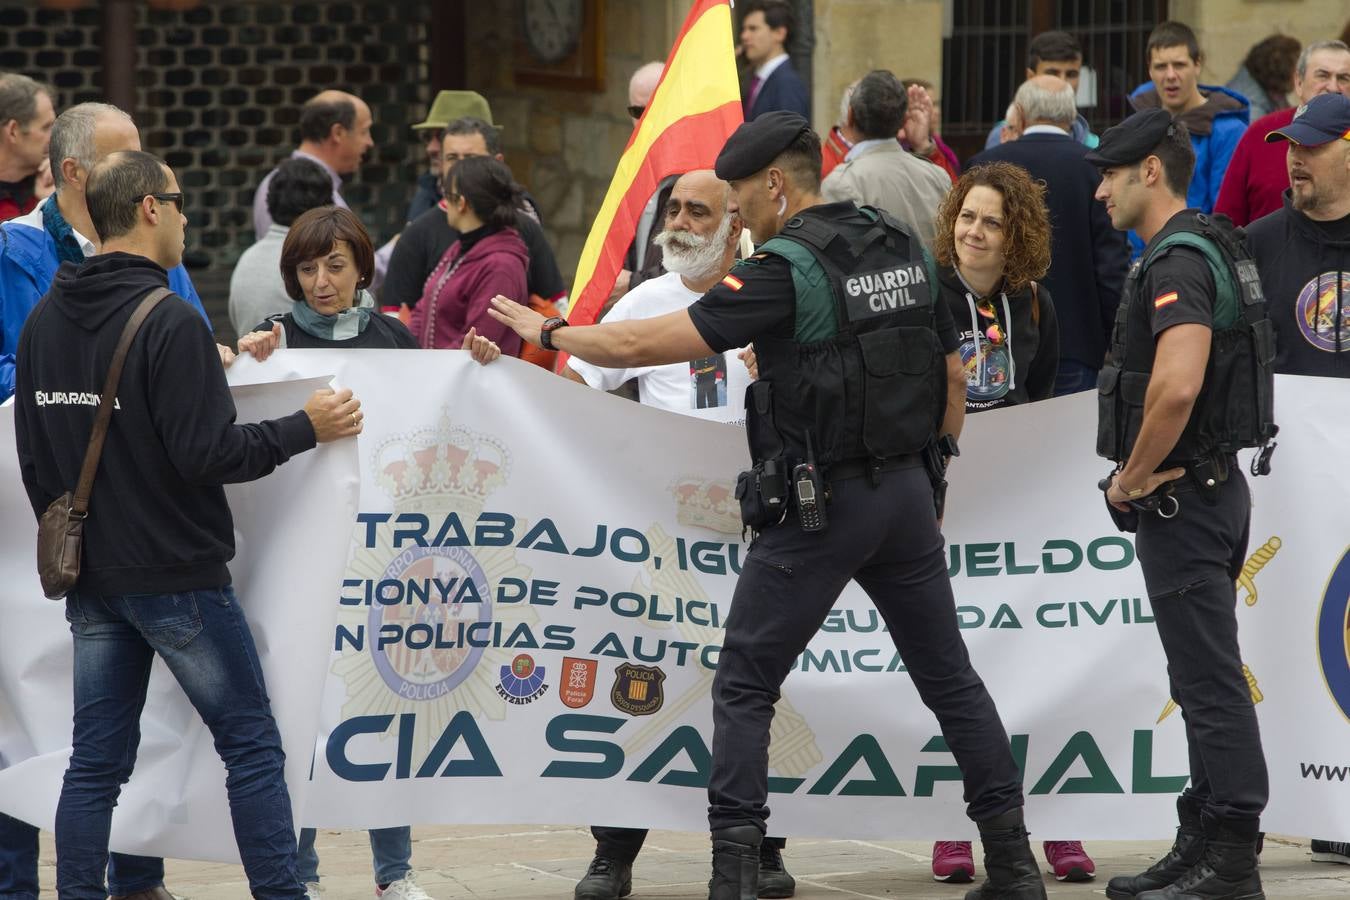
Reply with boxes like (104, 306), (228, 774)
(610, 663), (665, 715)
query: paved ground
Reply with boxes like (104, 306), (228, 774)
(32, 825), (1350, 898)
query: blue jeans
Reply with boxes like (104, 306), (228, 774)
(1053, 359), (1099, 397)
(55, 587), (304, 900)
(298, 827), (412, 886)
(0, 812), (164, 898)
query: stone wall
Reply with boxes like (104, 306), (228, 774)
(810, 0), (944, 136)
(1170, 0), (1350, 89)
(460, 1), (692, 291)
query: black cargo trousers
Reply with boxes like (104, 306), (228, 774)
(707, 461), (1025, 832)
(1134, 466), (1268, 826)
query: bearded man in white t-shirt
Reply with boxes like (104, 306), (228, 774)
(565, 171), (798, 900)
(565, 169), (753, 426)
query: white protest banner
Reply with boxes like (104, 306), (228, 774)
(3, 354), (1349, 862)
(0, 376), (359, 863)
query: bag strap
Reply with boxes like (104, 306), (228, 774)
(71, 286), (173, 515)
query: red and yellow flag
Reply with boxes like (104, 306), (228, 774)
(565, 0), (743, 330)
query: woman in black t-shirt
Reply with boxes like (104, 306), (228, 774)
(238, 206), (501, 361)
(932, 162), (1060, 414)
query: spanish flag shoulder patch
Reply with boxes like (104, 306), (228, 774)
(721, 274), (744, 291)
(1154, 291), (1179, 309)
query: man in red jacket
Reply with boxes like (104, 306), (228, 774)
(1215, 39), (1350, 225)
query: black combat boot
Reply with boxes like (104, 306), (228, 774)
(709, 825), (762, 900)
(1106, 794), (1205, 898)
(1135, 814), (1264, 900)
(574, 856), (633, 900)
(963, 808), (1047, 900)
(757, 841), (796, 898)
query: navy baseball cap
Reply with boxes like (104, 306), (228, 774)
(1265, 93), (1350, 146)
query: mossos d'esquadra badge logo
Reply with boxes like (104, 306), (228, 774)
(611, 662), (666, 716)
(333, 411), (539, 751)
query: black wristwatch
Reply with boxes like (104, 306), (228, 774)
(540, 316), (568, 351)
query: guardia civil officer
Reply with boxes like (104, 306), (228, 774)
(1088, 110), (1277, 900)
(488, 112), (1044, 900)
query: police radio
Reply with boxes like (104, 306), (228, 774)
(794, 433), (827, 533)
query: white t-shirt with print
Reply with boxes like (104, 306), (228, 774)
(568, 271), (750, 426)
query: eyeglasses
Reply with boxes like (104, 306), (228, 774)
(627, 105), (646, 121)
(975, 298), (1005, 345)
(133, 192), (184, 213)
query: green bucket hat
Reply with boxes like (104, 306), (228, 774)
(412, 90), (496, 131)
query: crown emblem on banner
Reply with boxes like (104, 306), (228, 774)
(670, 477), (741, 535)
(371, 412), (511, 508)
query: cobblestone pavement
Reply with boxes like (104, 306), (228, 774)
(33, 826), (1350, 898)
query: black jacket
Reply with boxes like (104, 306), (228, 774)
(15, 252), (316, 594)
(968, 131), (1129, 369)
(937, 265), (1059, 412)
(252, 309), (419, 349)
(1245, 191), (1350, 377)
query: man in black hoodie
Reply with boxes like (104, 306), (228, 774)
(1246, 92), (1350, 377)
(13, 150), (363, 900)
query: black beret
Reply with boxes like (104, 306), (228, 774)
(1084, 108), (1175, 168)
(714, 111), (814, 181)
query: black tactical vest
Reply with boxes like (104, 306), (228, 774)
(1097, 212), (1277, 465)
(744, 203), (946, 470)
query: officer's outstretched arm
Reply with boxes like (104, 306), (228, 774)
(1115, 323), (1210, 494)
(940, 351), (966, 442)
(488, 295), (714, 369)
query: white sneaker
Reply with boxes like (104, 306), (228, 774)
(304, 883), (323, 900)
(377, 872), (433, 900)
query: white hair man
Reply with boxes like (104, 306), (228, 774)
(564, 169), (799, 900)
(967, 74), (1130, 400)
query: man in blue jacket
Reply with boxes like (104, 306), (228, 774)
(739, 0), (810, 121)
(0, 102), (210, 900)
(0, 102), (210, 404)
(1129, 21), (1250, 217)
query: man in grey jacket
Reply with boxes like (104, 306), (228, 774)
(821, 70), (952, 248)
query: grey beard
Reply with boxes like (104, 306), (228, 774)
(655, 216), (732, 281)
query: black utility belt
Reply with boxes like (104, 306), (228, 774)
(826, 453), (924, 483)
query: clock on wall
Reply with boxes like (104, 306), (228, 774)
(515, 0), (606, 92)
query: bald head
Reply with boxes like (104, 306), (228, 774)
(1014, 74), (1077, 128)
(628, 62), (665, 108)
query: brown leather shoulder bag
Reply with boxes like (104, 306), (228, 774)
(37, 287), (173, 599)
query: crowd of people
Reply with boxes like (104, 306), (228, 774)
(1, 0), (1349, 898)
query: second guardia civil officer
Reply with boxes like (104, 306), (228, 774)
(488, 112), (1045, 900)
(1088, 109), (1278, 900)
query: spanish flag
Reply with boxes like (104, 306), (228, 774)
(565, 0), (743, 331)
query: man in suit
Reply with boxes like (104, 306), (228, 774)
(969, 75), (1130, 395)
(821, 70), (952, 248)
(740, 0), (809, 121)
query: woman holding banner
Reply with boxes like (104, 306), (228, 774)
(236, 204), (498, 900)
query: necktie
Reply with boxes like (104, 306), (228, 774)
(747, 75), (763, 111)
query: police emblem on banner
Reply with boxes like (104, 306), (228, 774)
(333, 412), (540, 763)
(610, 663), (666, 715)
(560, 657), (599, 708)
(1316, 547), (1350, 722)
(497, 653), (548, 704)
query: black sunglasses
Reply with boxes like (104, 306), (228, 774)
(627, 104), (646, 120)
(133, 192), (184, 213)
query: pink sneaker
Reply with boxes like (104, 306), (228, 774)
(931, 840), (975, 883)
(1043, 840), (1095, 882)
